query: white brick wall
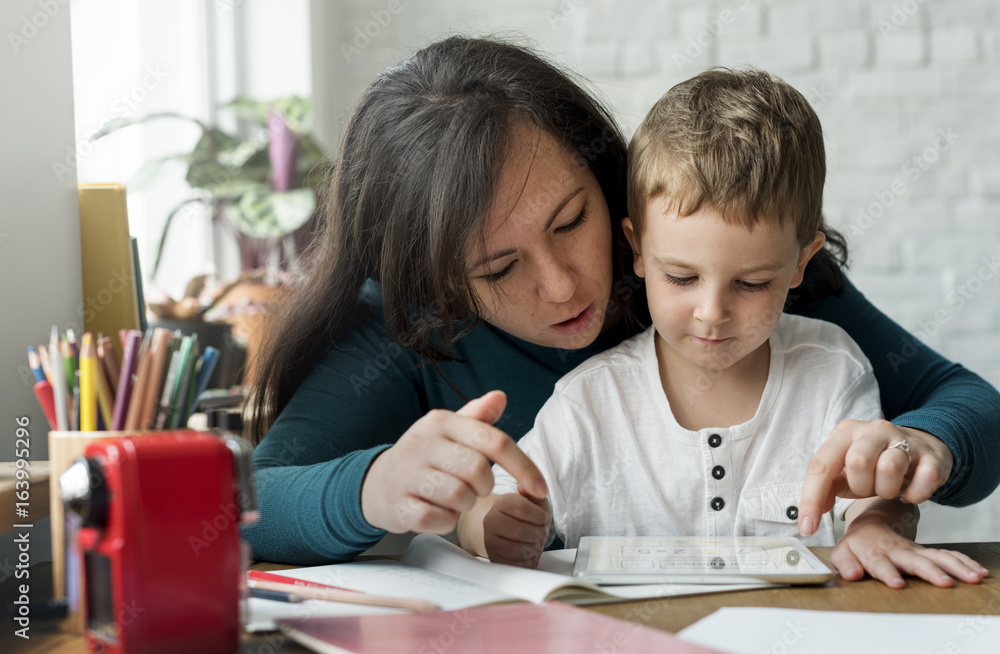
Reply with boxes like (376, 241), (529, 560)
(319, 0), (1000, 543)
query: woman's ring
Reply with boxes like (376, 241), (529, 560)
(887, 439), (912, 463)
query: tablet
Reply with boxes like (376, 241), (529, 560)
(573, 536), (833, 585)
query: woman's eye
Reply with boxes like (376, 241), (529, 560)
(482, 261), (515, 283)
(555, 209), (588, 234)
(738, 280), (772, 293)
(664, 274), (696, 286)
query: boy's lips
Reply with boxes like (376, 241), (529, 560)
(551, 302), (597, 336)
(693, 335), (732, 346)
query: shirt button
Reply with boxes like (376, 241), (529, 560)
(708, 434), (722, 447)
(711, 497), (725, 511)
(712, 465), (725, 480)
(786, 506), (798, 520)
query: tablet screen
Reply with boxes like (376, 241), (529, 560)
(574, 536), (832, 585)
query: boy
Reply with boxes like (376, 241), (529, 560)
(458, 68), (987, 588)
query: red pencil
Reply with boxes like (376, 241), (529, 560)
(247, 570), (362, 594)
(33, 380), (57, 430)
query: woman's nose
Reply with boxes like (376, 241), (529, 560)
(536, 252), (576, 304)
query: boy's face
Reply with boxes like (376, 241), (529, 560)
(623, 197), (824, 374)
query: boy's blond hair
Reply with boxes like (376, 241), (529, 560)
(627, 68), (825, 247)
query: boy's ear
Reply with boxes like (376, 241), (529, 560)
(621, 218), (645, 278)
(789, 231), (826, 289)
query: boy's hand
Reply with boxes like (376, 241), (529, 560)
(483, 492), (551, 569)
(834, 498), (989, 589)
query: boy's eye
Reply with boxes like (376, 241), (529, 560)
(738, 280), (772, 293)
(664, 274), (696, 286)
(481, 261), (515, 284)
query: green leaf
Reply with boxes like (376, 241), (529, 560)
(295, 135), (328, 186)
(225, 96), (314, 133)
(91, 112), (207, 140)
(270, 188), (316, 232)
(224, 188), (315, 238)
(219, 135), (269, 168)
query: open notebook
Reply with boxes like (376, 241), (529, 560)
(247, 534), (773, 631)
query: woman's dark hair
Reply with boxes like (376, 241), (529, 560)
(246, 36), (635, 443)
(791, 225), (849, 304)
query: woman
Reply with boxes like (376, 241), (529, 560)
(244, 36), (1000, 566)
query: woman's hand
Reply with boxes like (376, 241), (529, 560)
(360, 390), (548, 535)
(798, 420), (954, 536)
(834, 498), (989, 588)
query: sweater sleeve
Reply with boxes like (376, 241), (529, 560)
(241, 311), (427, 563)
(793, 277), (1000, 506)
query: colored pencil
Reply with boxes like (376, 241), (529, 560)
(27, 346), (46, 383)
(111, 330), (142, 430)
(247, 570), (362, 594)
(49, 326), (69, 431)
(33, 380), (57, 430)
(124, 332), (154, 430)
(97, 335), (120, 394)
(62, 338), (77, 393)
(249, 588), (302, 604)
(66, 329), (80, 358)
(79, 334), (97, 432)
(246, 579), (438, 612)
(138, 329), (172, 429)
(179, 335), (203, 424)
(94, 354), (115, 429)
(71, 372), (81, 431)
(37, 345), (54, 383)
(189, 347), (220, 419)
(167, 335), (197, 428)
(155, 350), (182, 429)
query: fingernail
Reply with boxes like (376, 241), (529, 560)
(980, 566), (990, 574)
(800, 516), (814, 535)
(535, 481), (548, 498)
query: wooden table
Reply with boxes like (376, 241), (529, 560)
(590, 542), (1000, 633)
(12, 543), (999, 653)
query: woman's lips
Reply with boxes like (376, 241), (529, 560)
(551, 302), (597, 336)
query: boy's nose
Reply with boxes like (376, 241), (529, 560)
(693, 290), (728, 325)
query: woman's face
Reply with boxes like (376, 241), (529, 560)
(466, 125), (613, 350)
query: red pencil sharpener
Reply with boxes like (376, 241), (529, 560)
(59, 430), (258, 654)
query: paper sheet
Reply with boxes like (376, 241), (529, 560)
(678, 607), (1000, 654)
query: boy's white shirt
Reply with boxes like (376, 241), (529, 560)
(492, 314), (883, 548)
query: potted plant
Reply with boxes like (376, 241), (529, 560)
(95, 95), (327, 384)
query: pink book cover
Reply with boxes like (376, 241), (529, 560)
(276, 601), (724, 654)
